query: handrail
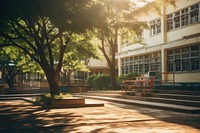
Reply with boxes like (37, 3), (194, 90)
(120, 72), (175, 96)
(142, 72), (175, 96)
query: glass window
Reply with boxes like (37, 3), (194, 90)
(182, 53), (189, 58)
(174, 11), (180, 28)
(167, 44), (200, 72)
(191, 45), (199, 51)
(191, 52), (199, 57)
(181, 8), (189, 26)
(190, 4), (199, 24)
(134, 65), (138, 73)
(167, 61), (174, 71)
(129, 65), (133, 73)
(191, 58), (200, 70)
(175, 59), (181, 71)
(167, 14), (173, 31)
(145, 64), (149, 73)
(150, 18), (161, 35)
(182, 47), (189, 52)
(175, 49), (181, 53)
(182, 59), (189, 71)
(139, 64), (144, 74)
(167, 50), (173, 55)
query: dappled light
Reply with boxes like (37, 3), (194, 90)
(0, 97), (199, 132)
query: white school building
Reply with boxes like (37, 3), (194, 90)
(116, 0), (200, 83)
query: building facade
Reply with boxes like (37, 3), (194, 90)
(116, 0), (200, 82)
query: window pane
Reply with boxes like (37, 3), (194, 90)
(182, 59), (189, 71)
(191, 45), (199, 51)
(191, 58), (200, 70)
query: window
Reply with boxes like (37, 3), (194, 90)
(175, 59), (181, 71)
(121, 52), (161, 74)
(182, 59), (189, 71)
(190, 4), (199, 24)
(167, 61), (174, 71)
(145, 64), (149, 73)
(166, 2), (200, 31)
(167, 14), (173, 31)
(181, 8), (189, 26)
(174, 11), (180, 28)
(191, 58), (199, 70)
(167, 44), (200, 72)
(150, 19), (161, 36)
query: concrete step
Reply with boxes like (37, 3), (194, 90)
(149, 93), (200, 101)
(75, 95), (200, 114)
(80, 92), (200, 107)
(144, 97), (200, 107)
(154, 89), (200, 96)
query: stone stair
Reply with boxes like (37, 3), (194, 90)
(75, 90), (200, 114)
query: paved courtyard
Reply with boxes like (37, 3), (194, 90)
(0, 97), (200, 133)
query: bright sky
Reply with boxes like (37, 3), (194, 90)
(131, 0), (154, 7)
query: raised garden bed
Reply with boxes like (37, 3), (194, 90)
(51, 97), (85, 108)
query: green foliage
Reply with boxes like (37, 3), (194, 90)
(0, 0), (104, 95)
(117, 72), (140, 82)
(86, 74), (98, 88)
(0, 46), (42, 88)
(86, 74), (111, 90)
(93, 75), (111, 90)
(35, 93), (72, 105)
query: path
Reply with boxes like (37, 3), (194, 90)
(0, 97), (200, 133)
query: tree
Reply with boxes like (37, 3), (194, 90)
(0, 0), (103, 96)
(0, 46), (39, 88)
(94, 0), (176, 89)
(62, 33), (101, 86)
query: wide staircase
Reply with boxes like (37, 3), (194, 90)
(77, 89), (200, 114)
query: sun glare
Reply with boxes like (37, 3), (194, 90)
(131, 0), (154, 7)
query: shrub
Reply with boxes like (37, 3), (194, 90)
(86, 74), (111, 90)
(117, 72), (139, 82)
(93, 75), (111, 90)
(85, 74), (98, 89)
(35, 93), (72, 105)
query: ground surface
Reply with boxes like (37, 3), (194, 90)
(0, 97), (200, 133)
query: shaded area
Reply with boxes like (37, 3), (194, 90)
(0, 98), (81, 133)
(0, 97), (200, 133)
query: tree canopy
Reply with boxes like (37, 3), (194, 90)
(0, 0), (103, 95)
(0, 46), (40, 88)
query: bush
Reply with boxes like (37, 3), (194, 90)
(93, 75), (111, 90)
(35, 93), (72, 105)
(117, 72), (139, 82)
(85, 74), (98, 88)
(86, 74), (111, 90)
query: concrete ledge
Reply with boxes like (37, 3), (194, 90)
(49, 97), (104, 108)
(51, 97), (85, 105)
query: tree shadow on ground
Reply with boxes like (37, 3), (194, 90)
(108, 101), (200, 130)
(0, 98), (82, 133)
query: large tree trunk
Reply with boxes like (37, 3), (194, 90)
(66, 73), (71, 86)
(45, 71), (60, 96)
(110, 66), (117, 89)
(6, 77), (14, 89)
